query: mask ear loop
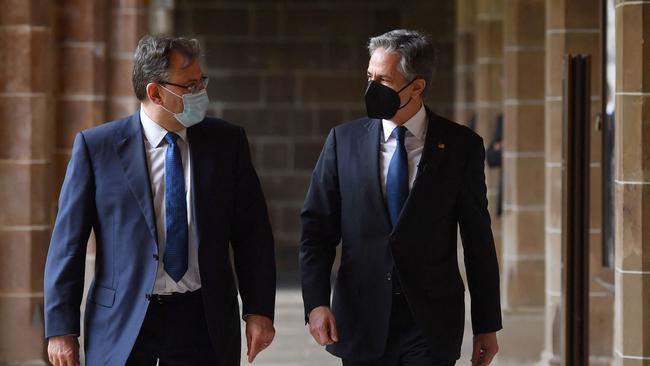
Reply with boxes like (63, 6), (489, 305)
(159, 84), (183, 98)
(157, 84), (183, 115)
(396, 78), (418, 109)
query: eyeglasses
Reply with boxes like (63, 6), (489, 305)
(160, 76), (209, 94)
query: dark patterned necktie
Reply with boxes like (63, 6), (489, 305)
(163, 132), (188, 282)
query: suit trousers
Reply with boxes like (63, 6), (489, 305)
(125, 289), (218, 366)
(342, 294), (456, 366)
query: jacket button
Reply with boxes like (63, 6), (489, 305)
(153, 254), (159, 261)
(145, 294), (152, 301)
(386, 272), (392, 281)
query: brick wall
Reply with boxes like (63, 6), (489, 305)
(174, 0), (456, 277)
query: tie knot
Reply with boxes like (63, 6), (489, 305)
(165, 132), (179, 145)
(394, 126), (407, 142)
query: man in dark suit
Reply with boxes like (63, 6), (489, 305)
(300, 30), (502, 366)
(44, 35), (276, 366)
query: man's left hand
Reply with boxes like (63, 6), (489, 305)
(245, 314), (275, 363)
(471, 332), (499, 366)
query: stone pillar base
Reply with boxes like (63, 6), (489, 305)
(536, 350), (560, 366)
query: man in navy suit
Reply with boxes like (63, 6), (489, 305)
(44, 35), (276, 366)
(300, 30), (502, 366)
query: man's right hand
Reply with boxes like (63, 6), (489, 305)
(47, 335), (80, 366)
(308, 306), (339, 346)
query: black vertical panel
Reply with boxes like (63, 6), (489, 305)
(561, 54), (590, 366)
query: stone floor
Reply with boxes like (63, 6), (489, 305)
(240, 289), (539, 366)
(75, 286), (542, 366)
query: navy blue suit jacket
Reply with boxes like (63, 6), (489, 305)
(44, 112), (276, 365)
(300, 108), (502, 361)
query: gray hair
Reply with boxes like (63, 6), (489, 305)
(132, 35), (201, 101)
(368, 29), (437, 94)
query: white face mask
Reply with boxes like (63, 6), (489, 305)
(159, 85), (209, 128)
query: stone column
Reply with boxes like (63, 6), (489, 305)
(613, 1), (650, 365)
(497, 0), (546, 362)
(475, 0), (503, 258)
(541, 1), (612, 365)
(107, 0), (148, 120)
(502, 0), (545, 310)
(0, 0), (54, 363)
(455, 0), (476, 126)
(55, 1), (107, 169)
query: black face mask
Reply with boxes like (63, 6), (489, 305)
(364, 78), (416, 119)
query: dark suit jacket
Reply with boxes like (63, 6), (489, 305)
(44, 112), (276, 365)
(299, 108), (502, 361)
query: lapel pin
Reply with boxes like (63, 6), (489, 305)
(437, 143), (446, 149)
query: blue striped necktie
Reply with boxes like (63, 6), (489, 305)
(163, 132), (188, 282)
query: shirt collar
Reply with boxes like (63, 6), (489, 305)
(381, 103), (427, 142)
(140, 106), (187, 148)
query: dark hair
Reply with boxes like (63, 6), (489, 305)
(132, 35), (201, 101)
(368, 29), (437, 94)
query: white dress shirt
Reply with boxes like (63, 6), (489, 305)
(380, 103), (428, 195)
(140, 107), (201, 294)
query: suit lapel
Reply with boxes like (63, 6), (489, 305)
(186, 124), (210, 248)
(413, 108), (447, 184)
(114, 112), (159, 247)
(363, 119), (392, 229)
(393, 108), (447, 230)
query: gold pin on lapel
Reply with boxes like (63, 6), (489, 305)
(437, 143), (446, 149)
